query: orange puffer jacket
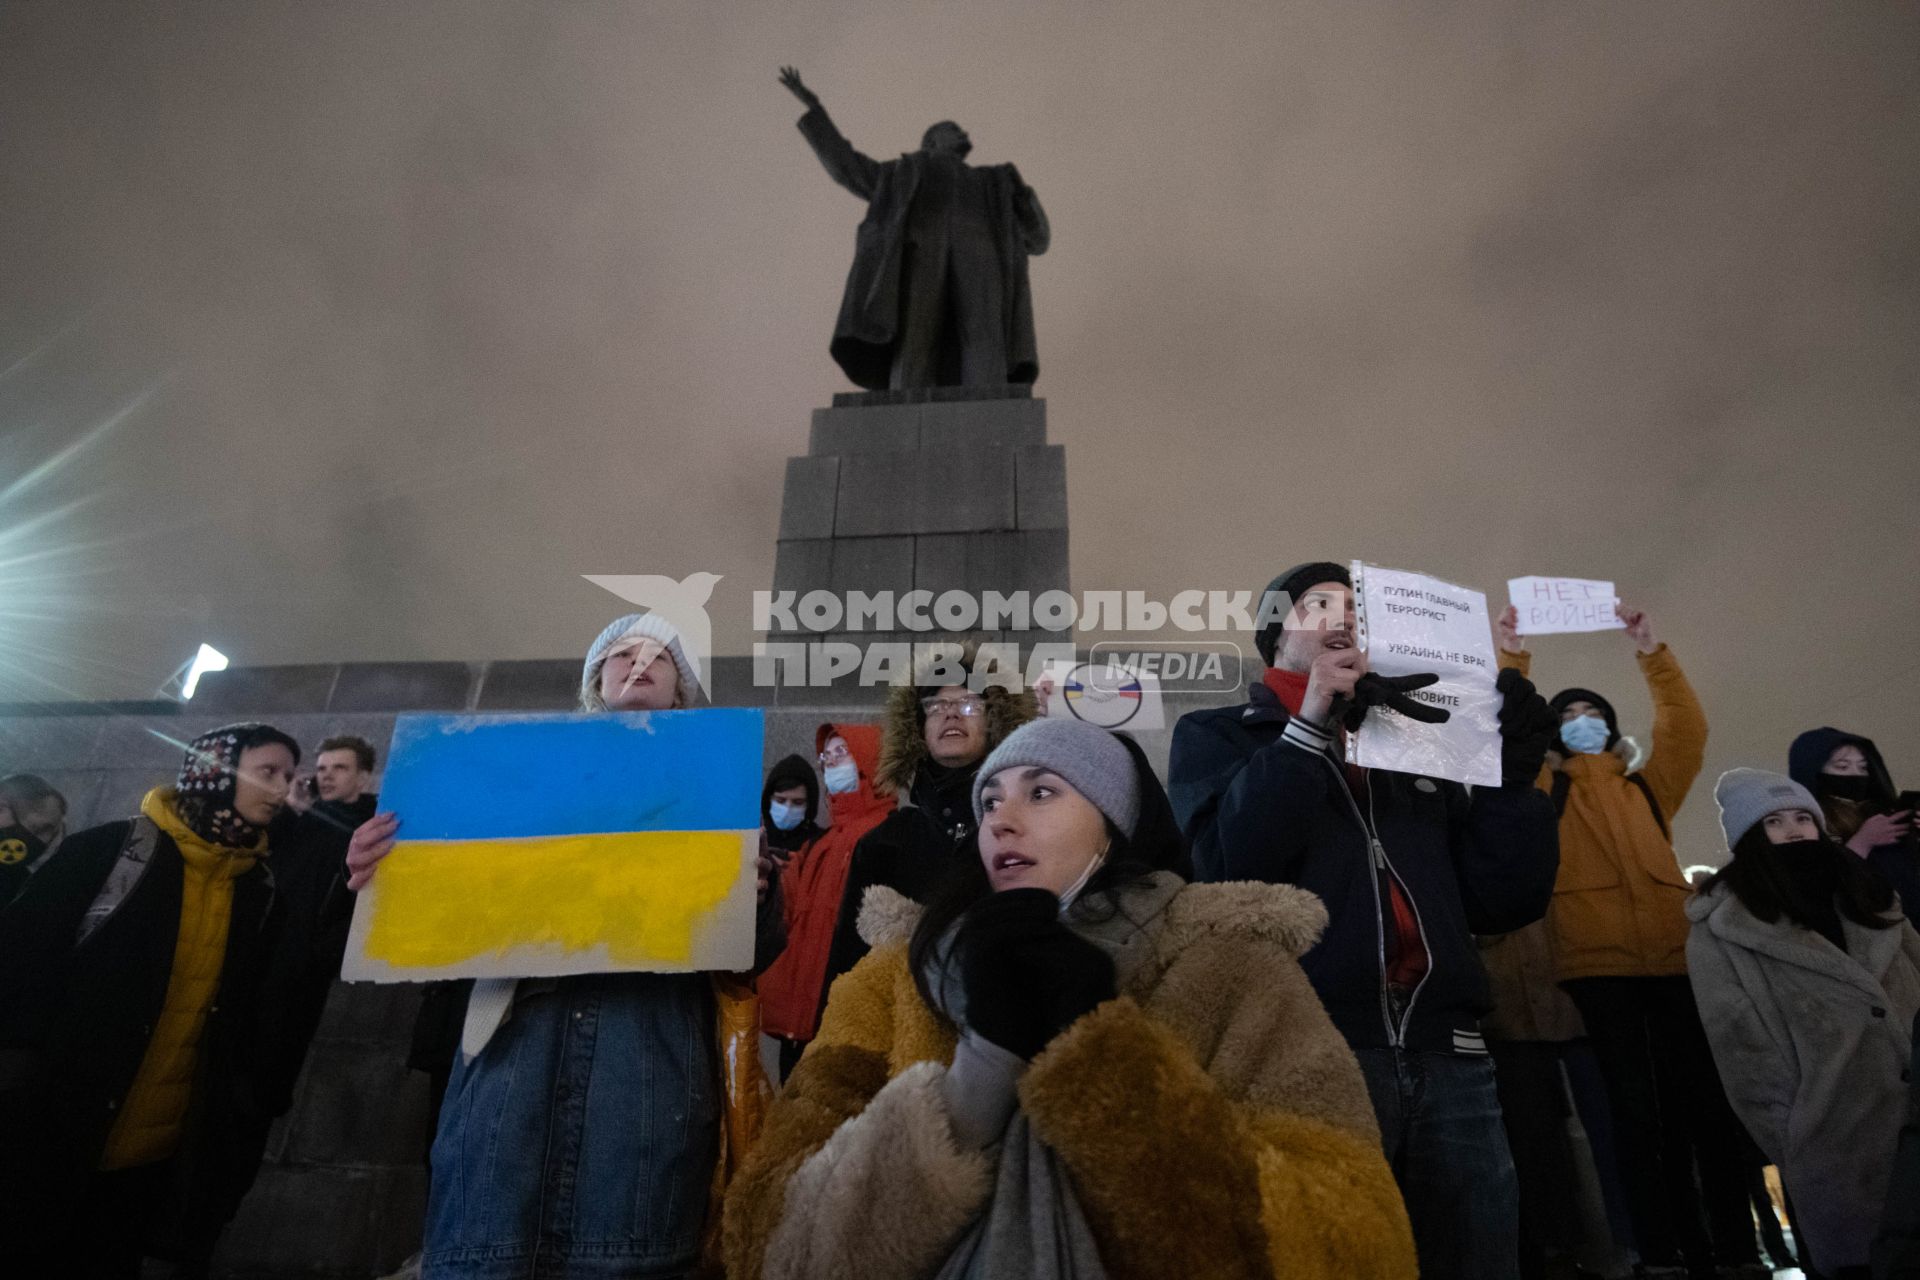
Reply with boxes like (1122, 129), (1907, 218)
(1500, 645), (1707, 982)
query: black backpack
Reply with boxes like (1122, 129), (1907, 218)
(1550, 769), (1668, 841)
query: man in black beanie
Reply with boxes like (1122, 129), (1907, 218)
(1170, 561), (1562, 1280)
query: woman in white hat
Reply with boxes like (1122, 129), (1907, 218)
(347, 613), (781, 1280)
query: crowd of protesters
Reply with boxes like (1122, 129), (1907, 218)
(1, 582), (1916, 1280)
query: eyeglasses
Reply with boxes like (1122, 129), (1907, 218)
(818, 743), (853, 766)
(920, 695), (984, 718)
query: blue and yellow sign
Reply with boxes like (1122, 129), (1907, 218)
(342, 708), (763, 982)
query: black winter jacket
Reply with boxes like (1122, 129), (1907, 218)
(1170, 682), (1559, 1055)
(0, 816), (285, 1259)
(818, 761), (980, 1004)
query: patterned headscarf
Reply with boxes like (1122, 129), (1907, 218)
(174, 722), (303, 847)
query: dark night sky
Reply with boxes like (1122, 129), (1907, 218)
(2, 1), (1915, 863)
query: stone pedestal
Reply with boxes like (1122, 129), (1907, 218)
(772, 391), (1069, 654)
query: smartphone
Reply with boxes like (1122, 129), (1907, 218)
(1897, 790), (1920, 816)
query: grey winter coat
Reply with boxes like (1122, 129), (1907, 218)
(1686, 882), (1920, 1272)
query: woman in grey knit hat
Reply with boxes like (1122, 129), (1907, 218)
(725, 718), (1419, 1279)
(1687, 768), (1920, 1279)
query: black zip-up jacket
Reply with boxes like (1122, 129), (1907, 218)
(1170, 681), (1559, 1055)
(0, 817), (283, 1262)
(818, 761), (980, 1010)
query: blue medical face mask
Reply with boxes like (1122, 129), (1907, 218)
(769, 800), (806, 831)
(823, 761), (860, 795)
(1559, 714), (1611, 755)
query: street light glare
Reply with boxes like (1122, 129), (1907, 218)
(180, 643), (229, 700)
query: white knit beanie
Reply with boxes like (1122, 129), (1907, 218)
(580, 612), (705, 709)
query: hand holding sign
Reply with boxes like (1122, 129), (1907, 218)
(1495, 668), (1559, 785)
(1507, 577), (1624, 636)
(343, 709), (764, 983)
(345, 811), (400, 891)
(1495, 605), (1525, 656)
(1619, 605), (1659, 655)
(1331, 672), (1453, 732)
(1348, 562), (1500, 787)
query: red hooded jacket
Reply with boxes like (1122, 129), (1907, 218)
(759, 723), (896, 1041)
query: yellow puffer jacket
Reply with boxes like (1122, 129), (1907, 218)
(98, 789), (260, 1171)
(723, 878), (1416, 1280)
(1499, 645), (1706, 982)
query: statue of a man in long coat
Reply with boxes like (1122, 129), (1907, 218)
(780, 68), (1050, 391)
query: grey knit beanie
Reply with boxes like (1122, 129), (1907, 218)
(1714, 767), (1827, 849)
(971, 718), (1140, 837)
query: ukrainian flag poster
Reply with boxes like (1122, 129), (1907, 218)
(341, 707), (763, 982)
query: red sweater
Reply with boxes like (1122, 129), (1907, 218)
(1261, 669), (1429, 990)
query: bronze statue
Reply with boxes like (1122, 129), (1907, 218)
(780, 67), (1050, 391)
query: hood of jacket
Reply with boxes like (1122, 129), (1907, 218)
(873, 642), (1038, 796)
(1789, 727), (1895, 804)
(817, 721), (891, 825)
(763, 752), (823, 843)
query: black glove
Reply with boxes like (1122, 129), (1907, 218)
(1329, 671), (1453, 732)
(1496, 667), (1559, 785)
(957, 888), (1117, 1060)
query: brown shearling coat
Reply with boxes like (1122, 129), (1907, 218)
(723, 880), (1416, 1279)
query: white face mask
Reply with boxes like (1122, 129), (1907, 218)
(1559, 714), (1611, 755)
(768, 800), (806, 831)
(1057, 847), (1108, 914)
(823, 761), (860, 794)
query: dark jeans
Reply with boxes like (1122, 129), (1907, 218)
(1354, 1047), (1521, 1280)
(1562, 975), (1757, 1269)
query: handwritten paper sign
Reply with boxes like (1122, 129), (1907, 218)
(1350, 562), (1501, 787)
(1507, 576), (1623, 635)
(342, 708), (763, 983)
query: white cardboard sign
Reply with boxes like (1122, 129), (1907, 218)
(1349, 561), (1501, 788)
(1506, 576), (1623, 635)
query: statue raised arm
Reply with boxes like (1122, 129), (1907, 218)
(780, 67), (1046, 391)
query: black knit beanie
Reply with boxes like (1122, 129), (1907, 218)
(1549, 688), (1620, 748)
(1254, 561), (1352, 667)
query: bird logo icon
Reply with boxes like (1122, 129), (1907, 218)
(581, 572), (724, 695)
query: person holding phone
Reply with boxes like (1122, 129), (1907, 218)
(1789, 727), (1919, 915)
(1689, 769), (1920, 1280)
